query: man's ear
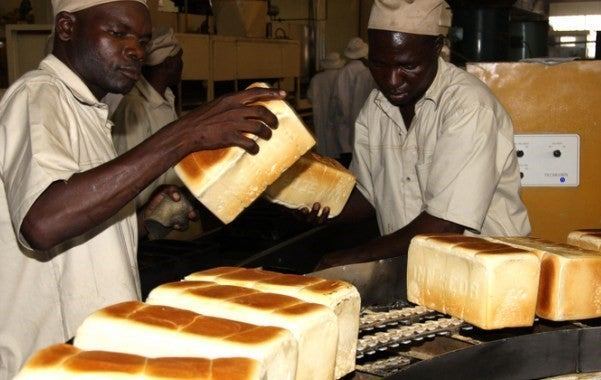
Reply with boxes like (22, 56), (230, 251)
(55, 11), (77, 42)
(434, 35), (444, 56)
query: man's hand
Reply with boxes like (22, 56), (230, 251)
(178, 87), (286, 155)
(295, 202), (330, 226)
(139, 185), (198, 238)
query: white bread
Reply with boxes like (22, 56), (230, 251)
(73, 301), (297, 380)
(15, 344), (262, 380)
(174, 83), (316, 224)
(407, 234), (540, 330)
(185, 267), (360, 378)
(567, 229), (601, 252)
(263, 152), (356, 218)
(146, 281), (338, 380)
(487, 236), (601, 321)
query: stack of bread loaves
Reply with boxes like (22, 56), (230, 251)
(174, 83), (316, 224)
(486, 236), (601, 321)
(18, 269), (360, 380)
(144, 281), (338, 380)
(407, 234), (541, 330)
(407, 233), (601, 328)
(184, 267), (361, 378)
(15, 344), (264, 380)
(73, 301), (298, 379)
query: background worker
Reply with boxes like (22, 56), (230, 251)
(307, 51), (345, 159)
(331, 37), (376, 167)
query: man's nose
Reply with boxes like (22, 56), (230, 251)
(124, 38), (145, 62)
(389, 68), (405, 88)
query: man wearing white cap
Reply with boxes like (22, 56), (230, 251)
(112, 27), (184, 209)
(331, 37), (376, 166)
(0, 0), (283, 377)
(313, 0), (530, 269)
(307, 52), (345, 158)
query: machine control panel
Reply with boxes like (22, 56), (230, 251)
(514, 134), (580, 187)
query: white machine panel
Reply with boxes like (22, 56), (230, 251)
(514, 134), (580, 187)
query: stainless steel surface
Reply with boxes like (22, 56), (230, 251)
(310, 256), (408, 306)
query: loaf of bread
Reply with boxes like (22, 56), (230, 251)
(407, 234), (540, 330)
(487, 236), (601, 321)
(185, 267), (360, 378)
(73, 301), (297, 380)
(567, 229), (601, 251)
(147, 281), (338, 380)
(263, 152), (356, 218)
(174, 83), (316, 224)
(15, 344), (262, 380)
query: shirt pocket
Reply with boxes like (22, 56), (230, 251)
(415, 150), (435, 197)
(416, 160), (431, 201)
(401, 145), (423, 217)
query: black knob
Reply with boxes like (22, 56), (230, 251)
(516, 150), (524, 158)
(520, 172), (524, 179)
(553, 150), (562, 158)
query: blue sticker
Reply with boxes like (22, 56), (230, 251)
(560, 177), (566, 183)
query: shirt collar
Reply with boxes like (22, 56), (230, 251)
(374, 91), (405, 131)
(135, 76), (175, 108)
(39, 54), (105, 108)
(420, 57), (448, 106)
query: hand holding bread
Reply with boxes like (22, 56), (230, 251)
(177, 88), (286, 155)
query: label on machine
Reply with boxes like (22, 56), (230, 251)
(514, 134), (580, 187)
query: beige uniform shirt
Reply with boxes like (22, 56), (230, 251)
(112, 77), (181, 208)
(0, 55), (140, 379)
(307, 68), (342, 158)
(350, 58), (530, 236)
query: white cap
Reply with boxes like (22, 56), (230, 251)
(344, 37), (369, 60)
(320, 52), (345, 70)
(145, 27), (182, 66)
(368, 0), (452, 37)
(52, 0), (147, 16)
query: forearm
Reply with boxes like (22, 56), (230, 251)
(366, 212), (465, 259)
(21, 121), (187, 250)
(318, 212), (465, 269)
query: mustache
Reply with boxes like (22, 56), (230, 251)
(387, 89), (408, 96)
(117, 62), (142, 72)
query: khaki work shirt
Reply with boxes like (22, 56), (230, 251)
(350, 58), (531, 236)
(0, 55), (140, 379)
(112, 77), (181, 208)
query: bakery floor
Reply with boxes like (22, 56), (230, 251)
(137, 199), (380, 299)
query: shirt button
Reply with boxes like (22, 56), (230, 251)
(406, 177), (411, 182)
